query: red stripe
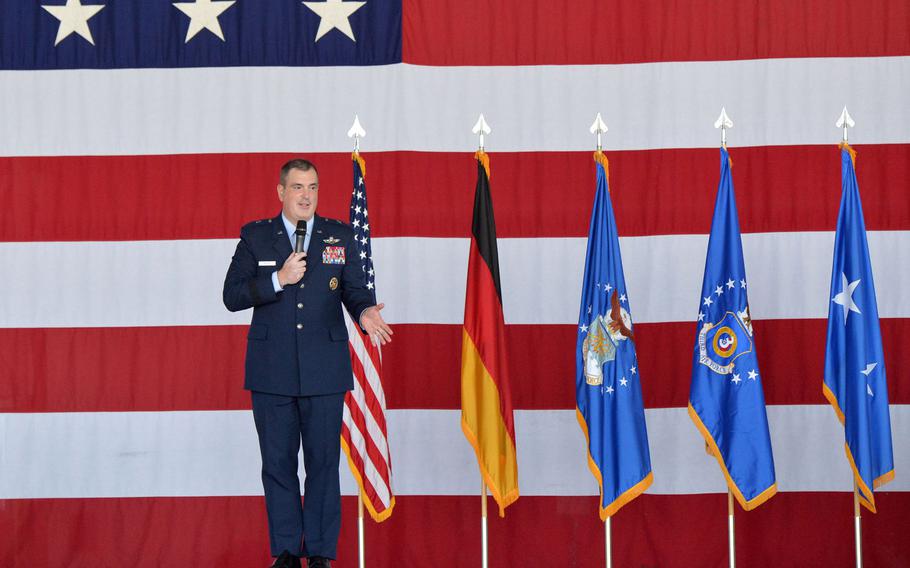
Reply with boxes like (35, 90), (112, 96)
(341, 422), (391, 501)
(351, 340), (391, 435)
(348, 344), (387, 434)
(2, 145), (907, 242)
(4, 318), (909, 412)
(402, 0), (910, 65)
(0, 325), (250, 413)
(405, 318), (910, 409)
(347, 343), (393, 470)
(1, 493), (906, 566)
(347, 390), (391, 493)
(463, 238), (516, 436)
(342, 384), (393, 491)
(341, 422), (387, 514)
(387, 318), (910, 409)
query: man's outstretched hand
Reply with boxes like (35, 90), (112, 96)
(361, 303), (393, 345)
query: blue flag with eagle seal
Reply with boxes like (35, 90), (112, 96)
(823, 144), (894, 513)
(575, 154), (652, 520)
(688, 147), (777, 510)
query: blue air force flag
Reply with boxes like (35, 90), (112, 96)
(688, 148), (777, 510)
(823, 144), (894, 513)
(575, 154), (652, 519)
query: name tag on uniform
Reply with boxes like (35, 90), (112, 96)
(258, 260), (277, 267)
(323, 246), (346, 265)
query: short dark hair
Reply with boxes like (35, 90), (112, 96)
(279, 159), (318, 186)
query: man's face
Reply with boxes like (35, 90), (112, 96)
(278, 167), (319, 223)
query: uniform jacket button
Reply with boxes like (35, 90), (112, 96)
(296, 323), (303, 330)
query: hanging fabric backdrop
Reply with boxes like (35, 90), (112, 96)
(1, 1), (908, 566)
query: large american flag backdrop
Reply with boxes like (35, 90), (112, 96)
(1, 1), (908, 566)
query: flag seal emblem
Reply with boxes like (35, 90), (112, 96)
(583, 298), (633, 386)
(712, 326), (738, 357)
(698, 311), (753, 374)
(583, 315), (613, 385)
(329, 277), (338, 290)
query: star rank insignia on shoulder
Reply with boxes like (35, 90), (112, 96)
(244, 217), (274, 232)
(323, 236), (340, 244)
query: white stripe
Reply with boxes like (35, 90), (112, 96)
(356, 336), (389, 410)
(343, 377), (392, 471)
(1, 405), (905, 498)
(0, 57), (907, 156)
(1, 232), (907, 327)
(0, 239), (251, 328)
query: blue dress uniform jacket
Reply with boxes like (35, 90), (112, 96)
(223, 213), (375, 396)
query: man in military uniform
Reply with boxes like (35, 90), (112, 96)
(223, 159), (392, 568)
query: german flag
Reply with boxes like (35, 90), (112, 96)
(460, 150), (520, 516)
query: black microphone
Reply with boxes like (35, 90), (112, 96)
(294, 220), (307, 254)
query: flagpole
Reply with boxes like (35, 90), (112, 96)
(590, 112), (608, 152)
(472, 113), (492, 568)
(348, 114), (365, 153)
(837, 106), (855, 144)
(854, 485), (863, 568)
(358, 491), (366, 568)
(472, 113), (491, 152)
(481, 482), (489, 568)
(727, 490), (736, 568)
(714, 107), (733, 150)
(714, 108), (738, 568)
(836, 107), (862, 568)
(605, 516), (612, 568)
(347, 114), (368, 568)
(589, 112), (613, 568)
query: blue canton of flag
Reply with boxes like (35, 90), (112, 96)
(823, 144), (894, 513)
(688, 147), (777, 510)
(3, 0), (401, 69)
(575, 154), (652, 519)
(351, 155), (376, 300)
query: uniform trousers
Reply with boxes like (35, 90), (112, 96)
(251, 390), (345, 559)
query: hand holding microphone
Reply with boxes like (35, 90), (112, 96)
(294, 220), (307, 254)
(278, 221), (308, 286)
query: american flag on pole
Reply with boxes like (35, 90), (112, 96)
(341, 152), (395, 522)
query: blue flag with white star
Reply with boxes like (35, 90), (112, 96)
(823, 144), (894, 513)
(688, 147), (776, 510)
(575, 154), (652, 519)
